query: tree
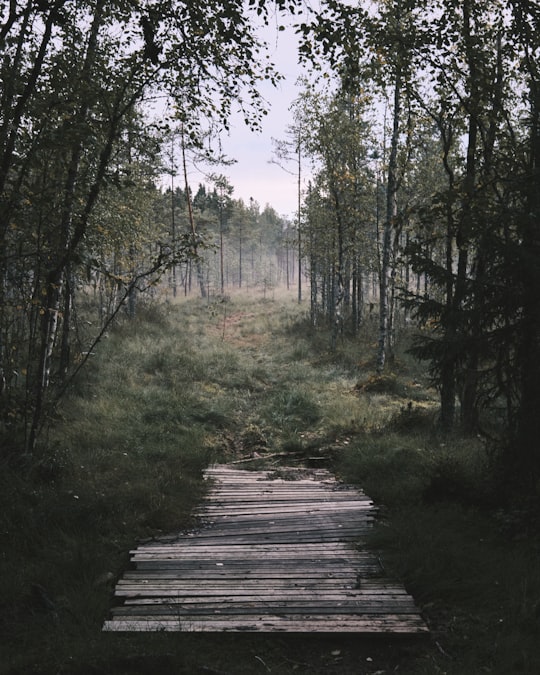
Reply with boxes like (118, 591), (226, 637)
(403, 0), (513, 432)
(506, 0), (540, 486)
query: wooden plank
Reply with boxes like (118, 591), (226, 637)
(104, 615), (429, 633)
(195, 523), (374, 532)
(130, 550), (367, 560)
(177, 527), (373, 539)
(120, 565), (374, 575)
(133, 541), (371, 552)
(119, 592), (415, 604)
(115, 598), (418, 608)
(117, 579), (358, 587)
(131, 541), (368, 556)
(128, 550), (374, 560)
(159, 535), (371, 546)
(145, 519), (372, 534)
(197, 504), (374, 516)
(112, 605), (420, 617)
(131, 562), (367, 573)
(122, 562), (361, 572)
(199, 498), (374, 507)
(118, 572), (370, 581)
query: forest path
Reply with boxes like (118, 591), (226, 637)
(103, 464), (428, 634)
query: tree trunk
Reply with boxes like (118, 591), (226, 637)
(515, 88), (540, 486)
(377, 59), (402, 374)
(297, 141), (302, 303)
(439, 188), (457, 432)
(180, 125), (206, 298)
(456, 0), (481, 432)
(309, 220), (318, 327)
(59, 272), (73, 379)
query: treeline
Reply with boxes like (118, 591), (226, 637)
(291, 0), (540, 486)
(161, 182), (294, 297)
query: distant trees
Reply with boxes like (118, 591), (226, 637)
(157, 181), (291, 296)
(295, 1), (418, 355)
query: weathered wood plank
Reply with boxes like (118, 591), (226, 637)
(104, 615), (429, 633)
(116, 591), (417, 603)
(119, 565), (379, 575)
(112, 605), (420, 617)
(130, 550), (367, 559)
(133, 542), (370, 553)
(115, 596), (417, 605)
(145, 519), (372, 534)
(148, 533), (371, 546)
(118, 571), (370, 581)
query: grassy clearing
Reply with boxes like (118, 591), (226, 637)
(1, 287), (539, 674)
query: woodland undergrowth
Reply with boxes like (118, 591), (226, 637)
(1, 288), (539, 674)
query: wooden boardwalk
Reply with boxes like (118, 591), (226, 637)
(103, 465), (428, 634)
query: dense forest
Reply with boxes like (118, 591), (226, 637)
(2, 0), (540, 489)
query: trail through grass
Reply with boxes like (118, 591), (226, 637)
(1, 289), (539, 674)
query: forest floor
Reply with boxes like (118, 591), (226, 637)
(1, 288), (540, 674)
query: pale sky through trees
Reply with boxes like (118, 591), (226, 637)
(216, 22), (306, 219)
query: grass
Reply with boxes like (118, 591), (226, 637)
(1, 287), (540, 674)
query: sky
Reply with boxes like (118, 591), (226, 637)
(202, 23), (308, 221)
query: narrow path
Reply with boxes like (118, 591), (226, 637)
(104, 465), (428, 634)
